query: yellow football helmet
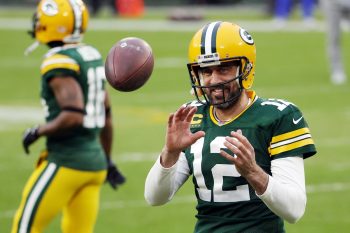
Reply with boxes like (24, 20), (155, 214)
(187, 21), (256, 105)
(30, 0), (89, 44)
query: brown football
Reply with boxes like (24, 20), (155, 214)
(105, 37), (154, 92)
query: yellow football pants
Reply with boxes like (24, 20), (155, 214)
(11, 161), (107, 233)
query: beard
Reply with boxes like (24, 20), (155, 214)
(206, 84), (242, 109)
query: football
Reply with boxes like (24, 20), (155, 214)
(105, 37), (154, 92)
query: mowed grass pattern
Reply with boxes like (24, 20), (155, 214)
(0, 18), (349, 233)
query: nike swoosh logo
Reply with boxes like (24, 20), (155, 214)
(293, 116), (303, 124)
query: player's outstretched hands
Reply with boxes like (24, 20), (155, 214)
(22, 126), (40, 154)
(106, 158), (126, 190)
(161, 105), (205, 167)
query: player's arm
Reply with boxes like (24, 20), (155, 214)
(220, 130), (307, 224)
(38, 76), (85, 136)
(100, 89), (126, 189)
(145, 105), (204, 205)
(100, 90), (113, 157)
(256, 156), (306, 224)
(22, 76), (84, 154)
(22, 76), (85, 154)
(144, 152), (190, 206)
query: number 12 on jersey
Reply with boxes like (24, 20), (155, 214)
(191, 137), (250, 203)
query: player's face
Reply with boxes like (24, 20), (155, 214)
(199, 64), (241, 109)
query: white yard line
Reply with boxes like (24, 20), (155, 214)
(0, 106), (43, 122)
(1, 182), (350, 219)
(0, 105), (349, 147)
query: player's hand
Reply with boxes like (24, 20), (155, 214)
(161, 105), (205, 167)
(220, 130), (258, 178)
(220, 130), (269, 194)
(22, 126), (40, 154)
(165, 105), (205, 154)
(106, 158), (126, 190)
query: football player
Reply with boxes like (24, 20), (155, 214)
(11, 0), (125, 233)
(320, 0), (350, 85)
(145, 21), (317, 232)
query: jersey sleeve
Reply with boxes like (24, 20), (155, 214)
(269, 102), (316, 160)
(40, 53), (80, 82)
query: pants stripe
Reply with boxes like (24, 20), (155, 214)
(18, 163), (57, 233)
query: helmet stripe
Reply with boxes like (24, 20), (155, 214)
(210, 22), (221, 53)
(201, 21), (221, 55)
(200, 24), (209, 55)
(68, 0), (83, 38)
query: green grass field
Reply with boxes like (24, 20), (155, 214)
(1, 7), (350, 233)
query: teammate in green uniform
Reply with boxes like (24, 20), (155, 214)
(145, 21), (316, 233)
(11, 1), (125, 232)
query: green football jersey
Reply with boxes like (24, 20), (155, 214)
(185, 91), (316, 233)
(40, 44), (107, 171)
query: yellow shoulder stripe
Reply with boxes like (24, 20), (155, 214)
(269, 127), (314, 156)
(271, 128), (310, 144)
(269, 138), (314, 156)
(40, 54), (79, 75)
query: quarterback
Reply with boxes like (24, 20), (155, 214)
(145, 21), (317, 232)
(11, 0), (125, 233)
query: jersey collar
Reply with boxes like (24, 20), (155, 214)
(209, 90), (257, 126)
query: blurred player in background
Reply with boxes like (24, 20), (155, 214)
(89, 0), (118, 16)
(145, 21), (316, 232)
(274, 0), (315, 26)
(320, 0), (350, 85)
(11, 0), (125, 232)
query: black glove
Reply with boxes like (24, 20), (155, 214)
(22, 126), (40, 154)
(106, 158), (126, 190)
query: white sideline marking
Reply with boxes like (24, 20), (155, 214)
(0, 18), (337, 32)
(2, 182), (350, 219)
(0, 106), (42, 122)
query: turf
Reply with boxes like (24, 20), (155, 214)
(0, 13), (349, 233)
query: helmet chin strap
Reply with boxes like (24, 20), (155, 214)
(214, 87), (242, 109)
(24, 41), (40, 56)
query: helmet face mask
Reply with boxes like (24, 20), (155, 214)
(188, 58), (247, 108)
(187, 21), (256, 106)
(28, 13), (38, 39)
(30, 0), (89, 45)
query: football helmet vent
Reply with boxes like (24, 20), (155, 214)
(187, 21), (256, 105)
(30, 0), (89, 44)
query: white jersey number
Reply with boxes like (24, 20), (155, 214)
(83, 66), (106, 128)
(191, 137), (250, 202)
(261, 98), (295, 111)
